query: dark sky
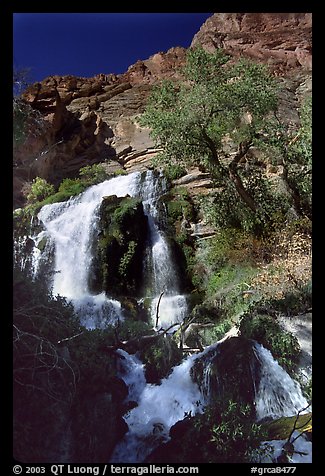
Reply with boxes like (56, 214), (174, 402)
(13, 13), (212, 83)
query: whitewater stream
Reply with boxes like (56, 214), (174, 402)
(25, 170), (311, 463)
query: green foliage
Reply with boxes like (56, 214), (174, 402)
(191, 229), (266, 319)
(140, 335), (183, 383)
(58, 177), (87, 196)
(257, 95), (312, 218)
(79, 163), (109, 184)
(239, 313), (301, 374)
(161, 400), (267, 463)
(200, 169), (289, 235)
(166, 198), (194, 223)
(112, 197), (141, 230)
(119, 240), (137, 277)
(140, 46), (277, 171)
(163, 163), (187, 182)
(26, 177), (55, 203)
(20, 164), (126, 214)
(301, 377), (312, 401)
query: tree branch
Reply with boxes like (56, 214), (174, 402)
(228, 140), (258, 213)
(155, 292), (165, 328)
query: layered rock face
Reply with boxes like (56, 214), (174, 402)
(13, 13), (312, 207)
(191, 13), (312, 74)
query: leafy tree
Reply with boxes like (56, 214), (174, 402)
(140, 47), (278, 224)
(258, 96), (312, 219)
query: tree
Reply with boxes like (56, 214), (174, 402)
(13, 66), (49, 152)
(140, 47), (278, 220)
(259, 96), (312, 219)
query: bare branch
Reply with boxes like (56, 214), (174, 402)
(155, 291), (165, 328)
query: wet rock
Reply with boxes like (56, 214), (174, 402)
(191, 336), (261, 408)
(88, 195), (148, 297)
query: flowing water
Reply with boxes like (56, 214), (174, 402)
(253, 343), (309, 421)
(35, 173), (142, 328)
(31, 170), (187, 329)
(139, 170), (187, 329)
(19, 170), (311, 463)
(111, 348), (206, 463)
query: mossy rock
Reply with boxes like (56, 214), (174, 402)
(239, 313), (301, 374)
(140, 335), (183, 384)
(89, 195), (148, 297)
(262, 412), (312, 441)
(191, 336), (261, 408)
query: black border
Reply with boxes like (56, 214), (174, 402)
(5, 3), (318, 472)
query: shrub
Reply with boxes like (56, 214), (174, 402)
(79, 163), (109, 184)
(26, 177), (55, 203)
(58, 178), (87, 196)
(163, 164), (187, 182)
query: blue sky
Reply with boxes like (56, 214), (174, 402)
(13, 13), (212, 83)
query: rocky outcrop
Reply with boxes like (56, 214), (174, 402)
(122, 47), (186, 85)
(191, 13), (312, 75)
(88, 195), (148, 298)
(191, 336), (261, 407)
(14, 13), (312, 208)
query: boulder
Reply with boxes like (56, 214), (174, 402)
(191, 336), (261, 408)
(88, 195), (149, 297)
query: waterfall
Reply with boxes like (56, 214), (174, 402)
(110, 350), (205, 463)
(19, 169), (311, 463)
(110, 338), (311, 463)
(35, 172), (142, 328)
(253, 343), (309, 421)
(31, 170), (187, 329)
(140, 170), (187, 329)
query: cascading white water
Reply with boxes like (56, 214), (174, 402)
(32, 170), (187, 329)
(140, 170), (187, 329)
(111, 339), (311, 463)
(253, 343), (309, 421)
(115, 349), (147, 402)
(35, 172), (142, 328)
(110, 349), (206, 463)
(23, 170), (311, 463)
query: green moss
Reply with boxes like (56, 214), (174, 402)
(90, 195), (148, 296)
(239, 313), (301, 374)
(140, 335), (183, 383)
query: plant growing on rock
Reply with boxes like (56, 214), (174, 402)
(239, 313), (301, 374)
(25, 177), (55, 203)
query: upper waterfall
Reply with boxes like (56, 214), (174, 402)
(36, 172), (142, 328)
(33, 170), (187, 329)
(139, 170), (187, 329)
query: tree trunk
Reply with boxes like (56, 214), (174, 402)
(228, 141), (258, 213)
(202, 130), (259, 214)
